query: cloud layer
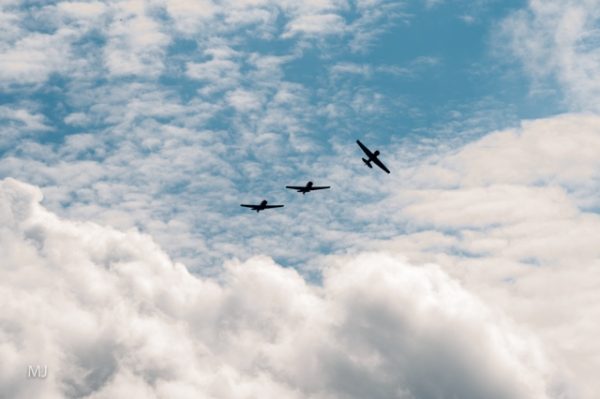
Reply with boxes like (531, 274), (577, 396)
(0, 178), (563, 399)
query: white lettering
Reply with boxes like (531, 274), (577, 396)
(27, 365), (47, 379)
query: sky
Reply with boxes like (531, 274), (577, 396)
(2, 0), (600, 398)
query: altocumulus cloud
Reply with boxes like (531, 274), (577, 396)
(0, 178), (565, 399)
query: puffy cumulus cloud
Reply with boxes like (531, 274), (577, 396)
(366, 112), (600, 398)
(0, 178), (565, 398)
(499, 0), (600, 110)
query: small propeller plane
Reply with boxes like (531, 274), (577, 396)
(285, 181), (331, 194)
(356, 139), (390, 174)
(240, 200), (284, 213)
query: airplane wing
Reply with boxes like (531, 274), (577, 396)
(263, 205), (284, 209)
(240, 204), (258, 209)
(285, 186), (304, 190)
(309, 186), (330, 190)
(372, 158), (391, 174)
(356, 140), (373, 157)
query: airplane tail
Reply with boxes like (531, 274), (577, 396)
(362, 158), (372, 168)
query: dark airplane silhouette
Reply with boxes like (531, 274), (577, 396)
(286, 181), (331, 194)
(240, 200), (284, 213)
(356, 139), (390, 174)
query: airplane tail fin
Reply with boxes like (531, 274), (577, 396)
(362, 158), (372, 168)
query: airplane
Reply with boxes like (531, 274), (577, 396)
(356, 139), (390, 174)
(240, 200), (284, 213)
(286, 181), (331, 194)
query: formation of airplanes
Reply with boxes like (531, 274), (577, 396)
(240, 139), (390, 213)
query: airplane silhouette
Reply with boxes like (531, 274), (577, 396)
(240, 200), (284, 213)
(286, 181), (331, 194)
(356, 139), (390, 174)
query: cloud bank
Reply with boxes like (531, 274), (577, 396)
(374, 112), (600, 399)
(0, 178), (564, 398)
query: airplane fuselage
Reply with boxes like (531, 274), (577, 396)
(298, 181), (313, 194)
(240, 199), (284, 212)
(286, 181), (330, 194)
(356, 140), (390, 174)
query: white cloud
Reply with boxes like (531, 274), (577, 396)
(186, 55), (241, 95)
(64, 112), (90, 126)
(423, 0), (444, 8)
(330, 62), (418, 79)
(347, 0), (406, 52)
(0, 178), (565, 398)
(0, 105), (51, 150)
(104, 13), (170, 77)
(227, 89), (263, 111)
(500, 0), (600, 110)
(330, 62), (373, 77)
(164, 0), (218, 34)
(0, 29), (76, 85)
(56, 1), (107, 20)
(459, 14), (476, 24)
(0, 106), (49, 132)
(369, 112), (600, 399)
(402, 185), (578, 229)
(283, 13), (347, 38)
(411, 113), (600, 205)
